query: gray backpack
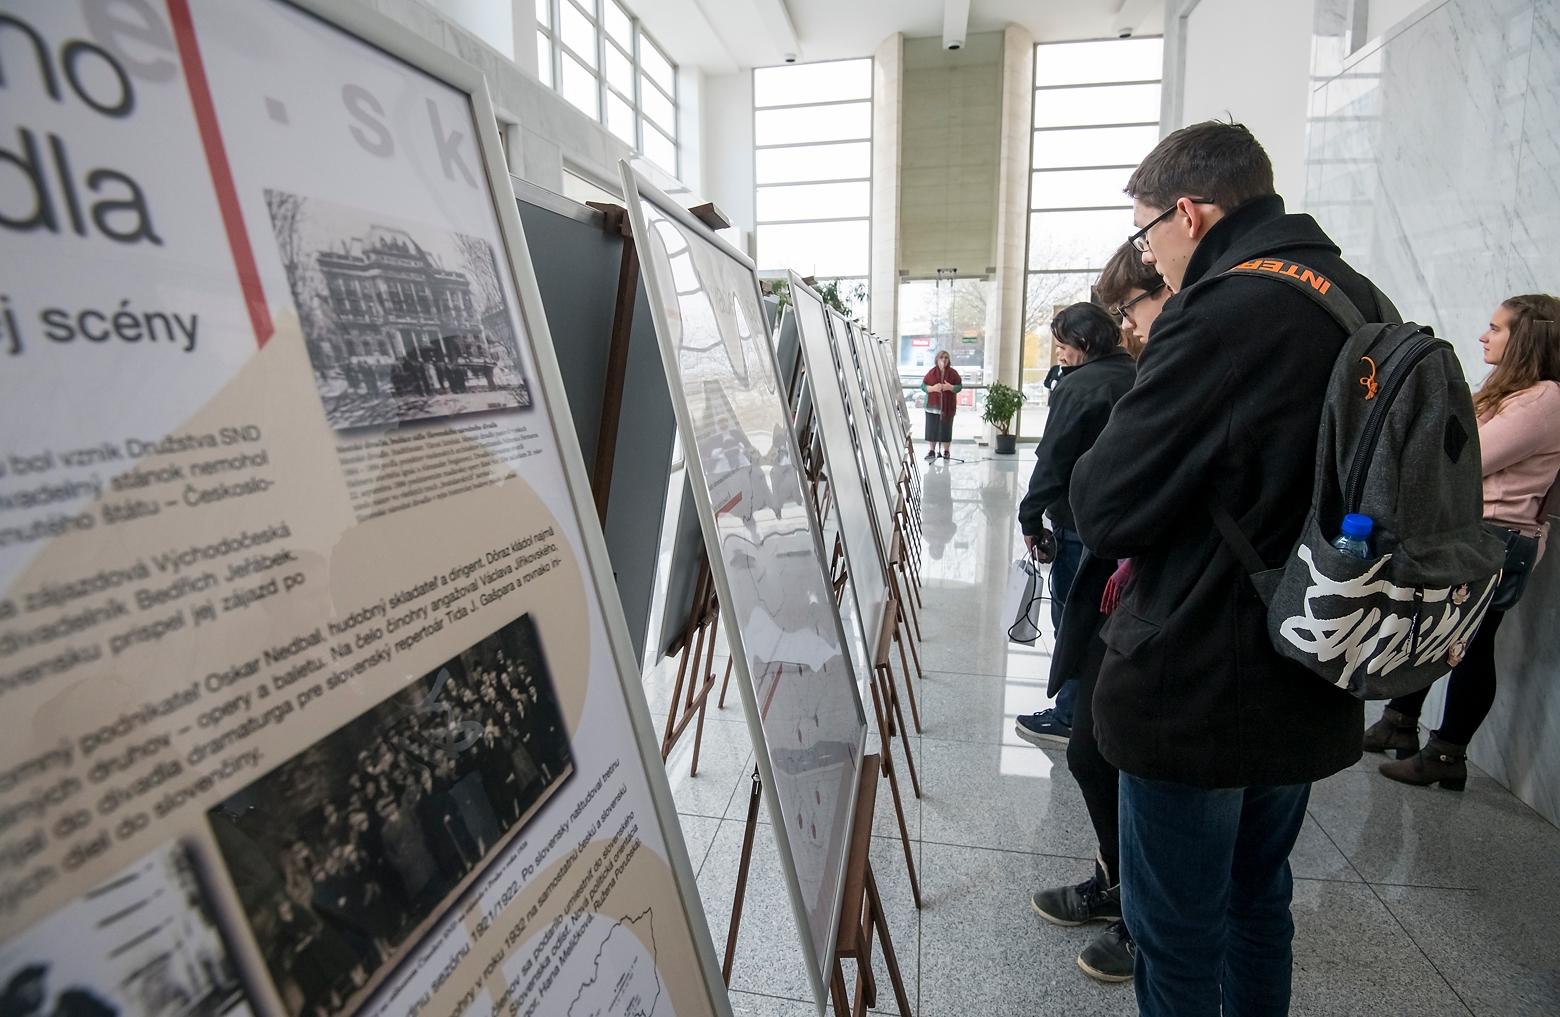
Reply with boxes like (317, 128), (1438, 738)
(1210, 257), (1507, 699)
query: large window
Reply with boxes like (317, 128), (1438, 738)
(753, 59), (873, 311)
(1020, 38), (1162, 437)
(536, 0), (679, 176)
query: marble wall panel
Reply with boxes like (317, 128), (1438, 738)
(1305, 0), (1560, 827)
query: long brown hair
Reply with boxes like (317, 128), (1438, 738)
(1474, 293), (1560, 418)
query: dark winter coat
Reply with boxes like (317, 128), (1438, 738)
(1071, 194), (1389, 788)
(1018, 349), (1136, 535)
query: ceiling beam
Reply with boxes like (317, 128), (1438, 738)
(752, 0), (801, 61)
(943, 0), (971, 49)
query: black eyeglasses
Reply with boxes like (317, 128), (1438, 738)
(1129, 198), (1215, 252)
(1109, 282), (1166, 323)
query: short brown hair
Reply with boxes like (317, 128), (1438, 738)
(1125, 120), (1275, 211)
(1096, 241), (1162, 308)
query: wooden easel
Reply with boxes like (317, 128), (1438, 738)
(723, 755), (915, 1017)
(658, 556), (726, 776)
(830, 754), (914, 1017)
(591, 199), (733, 776)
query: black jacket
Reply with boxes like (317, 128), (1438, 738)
(1019, 350), (1136, 535)
(1071, 195), (1387, 788)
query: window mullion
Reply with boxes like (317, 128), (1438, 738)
(632, 21), (643, 155)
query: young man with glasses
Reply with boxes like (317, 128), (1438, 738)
(1099, 241), (1171, 359)
(1068, 121), (1393, 1015)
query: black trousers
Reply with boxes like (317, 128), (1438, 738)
(1068, 646), (1121, 882)
(1386, 609), (1505, 746)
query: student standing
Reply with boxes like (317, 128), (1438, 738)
(1366, 294), (1560, 786)
(920, 350), (962, 460)
(1014, 303), (1136, 746)
(1070, 121), (1394, 1016)
(1026, 242), (1171, 983)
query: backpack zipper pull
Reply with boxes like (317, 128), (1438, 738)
(1359, 356), (1380, 400)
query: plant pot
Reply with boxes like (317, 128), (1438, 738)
(994, 433), (1017, 455)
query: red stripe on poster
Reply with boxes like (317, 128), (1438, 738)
(168, 0), (274, 347)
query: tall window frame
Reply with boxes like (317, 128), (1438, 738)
(1019, 37), (1163, 439)
(536, 0), (680, 177)
(752, 57), (874, 317)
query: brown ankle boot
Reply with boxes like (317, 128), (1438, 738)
(1363, 708), (1420, 759)
(1379, 736), (1467, 791)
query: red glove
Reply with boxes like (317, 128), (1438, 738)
(1100, 559), (1134, 615)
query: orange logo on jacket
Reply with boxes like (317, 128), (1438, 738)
(1233, 258), (1333, 295)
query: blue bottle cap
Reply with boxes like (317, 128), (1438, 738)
(1341, 513), (1373, 539)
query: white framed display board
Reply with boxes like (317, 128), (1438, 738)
(868, 333), (913, 440)
(844, 320), (904, 490)
(788, 278), (892, 641)
(0, 3), (730, 1016)
(828, 310), (899, 539)
(858, 326), (908, 455)
(620, 162), (868, 1013)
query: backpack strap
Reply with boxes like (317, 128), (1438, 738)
(1207, 257), (1374, 606)
(1208, 501), (1274, 606)
(1221, 257), (1368, 334)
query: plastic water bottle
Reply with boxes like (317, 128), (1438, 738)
(1331, 513), (1374, 559)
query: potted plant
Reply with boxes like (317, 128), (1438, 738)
(982, 381), (1025, 454)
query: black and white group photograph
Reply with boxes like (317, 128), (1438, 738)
(0, 842), (253, 1017)
(267, 190), (533, 431)
(206, 613), (574, 1017)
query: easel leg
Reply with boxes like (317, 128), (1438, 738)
(690, 676), (709, 778)
(830, 963), (852, 1017)
(868, 679), (922, 907)
(894, 557), (924, 641)
(878, 662), (921, 799)
(717, 656), (734, 709)
(867, 861), (914, 1015)
(661, 633), (693, 760)
(897, 603), (925, 681)
(892, 630), (923, 733)
(689, 604), (720, 777)
(723, 769), (763, 984)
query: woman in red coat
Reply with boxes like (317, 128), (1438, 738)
(920, 350), (963, 461)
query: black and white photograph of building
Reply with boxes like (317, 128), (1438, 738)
(266, 190), (532, 430)
(0, 842), (253, 1017)
(206, 614), (573, 1017)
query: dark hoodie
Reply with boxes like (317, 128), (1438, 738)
(1071, 194), (1392, 788)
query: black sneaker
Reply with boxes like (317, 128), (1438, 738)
(1030, 865), (1120, 926)
(1015, 709), (1071, 748)
(1077, 920), (1135, 983)
(924, 449), (937, 462)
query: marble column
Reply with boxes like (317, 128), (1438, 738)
(870, 34), (904, 345)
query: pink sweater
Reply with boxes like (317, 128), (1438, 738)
(1480, 381), (1560, 543)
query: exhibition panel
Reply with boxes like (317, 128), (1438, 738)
(789, 277), (893, 661)
(622, 161), (869, 1011)
(0, 3), (729, 1016)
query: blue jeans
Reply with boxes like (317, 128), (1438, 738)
(1118, 774), (1311, 1017)
(1048, 526), (1085, 726)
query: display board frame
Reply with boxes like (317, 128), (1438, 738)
(856, 323), (909, 463)
(788, 275), (892, 661)
(621, 161), (868, 1013)
(0, 2), (730, 1014)
(867, 331), (912, 440)
(290, 17), (735, 1017)
(828, 309), (900, 540)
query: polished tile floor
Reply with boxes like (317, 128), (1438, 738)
(646, 449), (1560, 1017)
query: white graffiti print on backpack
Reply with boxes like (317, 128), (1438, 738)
(1274, 544), (1501, 694)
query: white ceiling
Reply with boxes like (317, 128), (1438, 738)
(632, 0), (1165, 75)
